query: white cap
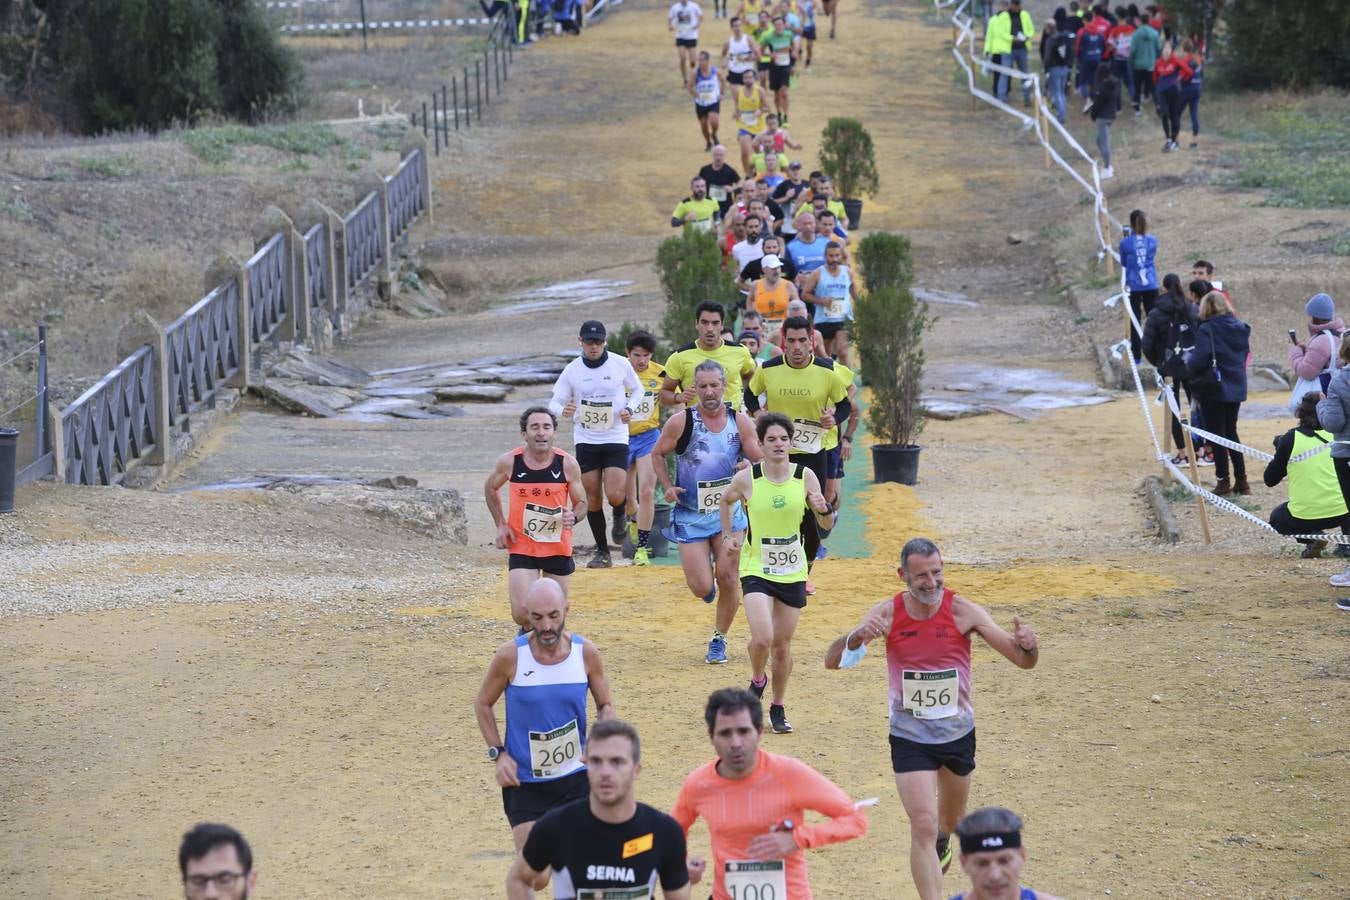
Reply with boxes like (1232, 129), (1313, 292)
(761, 254), (782, 269)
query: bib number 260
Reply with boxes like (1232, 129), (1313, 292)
(528, 719), (582, 779)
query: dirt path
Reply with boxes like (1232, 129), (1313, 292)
(2, 2), (1347, 898)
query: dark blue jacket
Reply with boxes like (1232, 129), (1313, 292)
(1185, 312), (1250, 403)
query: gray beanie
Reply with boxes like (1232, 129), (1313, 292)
(1306, 292), (1335, 320)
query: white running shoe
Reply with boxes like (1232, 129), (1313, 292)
(1101, 166), (1114, 179)
(1329, 568), (1350, 588)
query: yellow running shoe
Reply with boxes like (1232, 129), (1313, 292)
(633, 547), (650, 566)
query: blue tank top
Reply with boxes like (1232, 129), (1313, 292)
(675, 405), (743, 514)
(813, 264), (853, 323)
(950, 890), (1038, 900)
(695, 67), (721, 106)
(504, 633), (589, 783)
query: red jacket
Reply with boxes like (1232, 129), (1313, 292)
(1074, 15), (1110, 55)
(1152, 54), (1193, 90)
(1105, 23), (1134, 59)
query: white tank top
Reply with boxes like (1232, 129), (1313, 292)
(728, 35), (755, 73)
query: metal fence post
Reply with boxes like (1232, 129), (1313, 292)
(476, 60), (483, 119)
(322, 204), (350, 334)
(47, 403), (64, 483)
(453, 77), (460, 131)
(253, 207), (301, 345)
(422, 100), (429, 138)
(441, 84), (449, 145)
(464, 66), (472, 128)
(494, 42), (502, 94)
(209, 253), (250, 391)
(35, 323), (46, 464)
(432, 92), (441, 156)
(483, 50), (490, 103)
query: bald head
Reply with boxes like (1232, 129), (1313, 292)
(525, 579), (568, 647)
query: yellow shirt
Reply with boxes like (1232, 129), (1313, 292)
(665, 340), (757, 411)
(827, 362), (855, 452)
(628, 361), (667, 436)
(748, 355), (847, 455)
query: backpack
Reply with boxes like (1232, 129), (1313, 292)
(1048, 32), (1073, 66)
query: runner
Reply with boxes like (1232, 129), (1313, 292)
(759, 14), (796, 125)
(548, 320), (646, 569)
(948, 807), (1064, 900)
(823, 537), (1042, 900)
(736, 234), (796, 297)
(697, 144), (741, 219)
(672, 687), (868, 899)
(624, 331), (671, 567)
(731, 74), (772, 175)
(687, 51), (725, 151)
(485, 405), (587, 629)
(821, 0), (838, 39)
(475, 579), (616, 892)
(798, 0), (817, 68)
(746, 255), (798, 344)
(800, 240), (859, 364)
(651, 360), (762, 664)
(662, 301), (758, 412)
(784, 211), (828, 285)
(669, 0), (704, 83)
(753, 10), (774, 90)
(507, 719), (693, 899)
(822, 351), (858, 514)
(782, 299), (828, 358)
(670, 177), (720, 232)
(772, 161), (809, 243)
(720, 412), (834, 732)
(721, 16), (758, 86)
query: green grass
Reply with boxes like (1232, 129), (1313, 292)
(1161, 482), (1192, 503)
(1224, 106), (1350, 208)
(1079, 272), (1114, 290)
(1, 199), (33, 222)
(1331, 231), (1350, 256)
(181, 123), (370, 165)
(74, 154), (137, 177)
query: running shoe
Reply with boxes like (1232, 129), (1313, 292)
(611, 510), (627, 544)
(1337, 598), (1350, 611)
(749, 675), (767, 699)
(1101, 166), (1114, 179)
(633, 547), (651, 566)
(1334, 543), (1350, 558)
(1189, 141), (1198, 149)
(936, 835), (954, 873)
(1329, 568), (1350, 588)
(703, 584), (717, 604)
(706, 634), (728, 664)
(769, 704), (793, 734)
(815, 544), (829, 561)
(1301, 540), (1328, 559)
(587, 550), (613, 569)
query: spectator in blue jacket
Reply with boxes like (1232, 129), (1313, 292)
(1121, 208), (1159, 363)
(1185, 291), (1250, 496)
(1316, 340), (1350, 593)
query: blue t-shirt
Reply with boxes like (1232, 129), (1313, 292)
(1120, 232), (1158, 292)
(786, 235), (828, 276)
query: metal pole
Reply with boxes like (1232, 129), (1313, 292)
(35, 322), (47, 461)
(432, 92), (440, 155)
(359, 0), (369, 51)
(453, 77), (460, 131)
(494, 42), (502, 93)
(464, 66), (471, 128)
(421, 101), (428, 137)
(476, 60), (483, 120)
(483, 51), (490, 104)
(441, 83), (449, 145)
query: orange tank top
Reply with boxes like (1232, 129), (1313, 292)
(506, 448), (573, 558)
(753, 277), (790, 319)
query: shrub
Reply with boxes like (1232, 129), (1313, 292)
(654, 226), (740, 346)
(1169, 0), (1350, 90)
(856, 231), (915, 294)
(818, 117), (879, 201)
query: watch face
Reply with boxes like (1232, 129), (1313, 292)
(488, 746), (500, 760)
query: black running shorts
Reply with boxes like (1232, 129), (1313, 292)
(889, 729), (977, 776)
(501, 769), (589, 827)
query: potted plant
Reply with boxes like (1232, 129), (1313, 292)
(854, 232), (931, 484)
(818, 117), (879, 231)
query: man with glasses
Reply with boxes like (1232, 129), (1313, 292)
(180, 823), (256, 899)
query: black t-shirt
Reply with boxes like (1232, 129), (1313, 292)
(698, 163), (742, 213)
(522, 799), (689, 899)
(740, 252), (797, 283)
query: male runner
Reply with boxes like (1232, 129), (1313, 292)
(737, 234), (796, 296)
(475, 579), (616, 893)
(688, 51), (725, 151)
(507, 719), (693, 899)
(783, 299), (828, 357)
(949, 807), (1063, 900)
(720, 413), (832, 733)
(745, 316), (849, 576)
(821, 0), (839, 39)
(179, 823), (255, 900)
(759, 15), (796, 124)
(652, 360), (761, 664)
(822, 351), (859, 513)
(697, 144), (741, 220)
(823, 537), (1042, 900)
(662, 301), (758, 411)
(670, 177), (720, 232)
(771, 161), (808, 241)
(731, 74), (771, 175)
(669, 0), (704, 83)
(721, 16), (757, 87)
(672, 688), (868, 899)
(784, 212), (828, 285)
(548, 320), (645, 569)
(798, 0), (817, 68)
(625, 331), (670, 566)
(485, 405), (587, 628)
(730, 213), (765, 272)
(745, 255), (798, 344)
(800, 240), (859, 364)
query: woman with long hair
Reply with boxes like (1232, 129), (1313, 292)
(1121, 209), (1159, 363)
(1142, 273), (1199, 462)
(1185, 291), (1250, 495)
(1178, 37), (1204, 148)
(1151, 41), (1192, 151)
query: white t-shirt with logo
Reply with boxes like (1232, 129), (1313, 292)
(548, 352), (645, 446)
(669, 1), (703, 40)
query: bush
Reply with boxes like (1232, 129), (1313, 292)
(856, 232), (915, 294)
(655, 227), (741, 346)
(818, 117), (879, 202)
(1170, 0), (1350, 90)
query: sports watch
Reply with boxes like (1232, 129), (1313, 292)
(487, 745), (507, 761)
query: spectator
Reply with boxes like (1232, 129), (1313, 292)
(1185, 291), (1250, 496)
(1121, 208), (1159, 363)
(1127, 10), (1160, 113)
(1105, 6), (1135, 108)
(1178, 37), (1204, 148)
(1142, 273), (1199, 462)
(1065, 0), (1085, 31)
(1151, 42), (1192, 152)
(179, 823), (256, 899)
(1004, 0), (1036, 107)
(1075, 8), (1109, 101)
(1265, 392), (1350, 559)
(1190, 260), (1231, 302)
(983, 0), (1013, 102)
(1288, 292), (1343, 410)
(1316, 341), (1350, 593)
(1042, 11), (1075, 124)
(671, 177), (719, 231)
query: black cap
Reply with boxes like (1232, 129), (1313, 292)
(579, 320), (606, 340)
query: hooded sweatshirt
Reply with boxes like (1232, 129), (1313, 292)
(1289, 318), (1345, 381)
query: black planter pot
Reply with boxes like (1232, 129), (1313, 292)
(842, 197), (864, 230)
(872, 443), (920, 485)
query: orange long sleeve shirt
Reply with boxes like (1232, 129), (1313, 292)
(671, 749), (868, 900)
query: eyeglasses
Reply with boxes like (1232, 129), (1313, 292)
(185, 871), (244, 891)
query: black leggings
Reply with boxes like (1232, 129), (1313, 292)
(795, 450), (829, 568)
(1168, 378), (1196, 452)
(1129, 289), (1158, 363)
(1158, 86), (1182, 142)
(1198, 399), (1246, 482)
(1269, 502), (1350, 544)
(1180, 87), (1201, 137)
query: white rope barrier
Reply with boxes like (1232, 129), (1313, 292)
(937, 0), (1349, 547)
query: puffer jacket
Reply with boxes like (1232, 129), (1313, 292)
(1288, 318), (1344, 381)
(1142, 291), (1198, 377)
(1184, 312), (1250, 404)
(1317, 366), (1350, 459)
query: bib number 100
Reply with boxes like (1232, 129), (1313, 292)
(725, 860), (785, 900)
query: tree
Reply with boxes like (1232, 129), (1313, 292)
(655, 227), (741, 346)
(1170, 0), (1350, 90)
(818, 117), (879, 201)
(853, 233), (931, 448)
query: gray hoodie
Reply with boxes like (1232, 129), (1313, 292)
(1316, 366), (1350, 459)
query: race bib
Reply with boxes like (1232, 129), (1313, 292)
(697, 477), (732, 511)
(631, 391), (656, 421)
(742, 108), (760, 128)
(725, 860), (786, 899)
(710, 185), (728, 202)
(773, 49), (791, 66)
(529, 719), (583, 779)
(902, 669), (959, 720)
(580, 398), (614, 431)
(759, 534), (803, 577)
(790, 418), (824, 454)
(578, 888), (654, 900)
(692, 218), (714, 234)
(697, 84), (718, 104)
(523, 503), (563, 543)
(823, 298), (848, 320)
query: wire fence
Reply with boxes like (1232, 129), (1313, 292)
(0, 324), (54, 487)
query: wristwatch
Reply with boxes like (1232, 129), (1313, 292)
(487, 745), (506, 761)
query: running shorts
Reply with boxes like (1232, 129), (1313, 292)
(740, 574), (808, 609)
(889, 729), (977, 776)
(769, 64), (792, 91)
(757, 59), (771, 72)
(576, 442), (630, 473)
(696, 100), (722, 119)
(803, 25), (817, 40)
(663, 503), (746, 544)
(826, 443), (844, 479)
(816, 321), (846, 341)
(676, 37), (698, 48)
(627, 428), (660, 466)
(508, 553), (576, 576)
(501, 769), (589, 827)
(729, 68), (754, 86)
